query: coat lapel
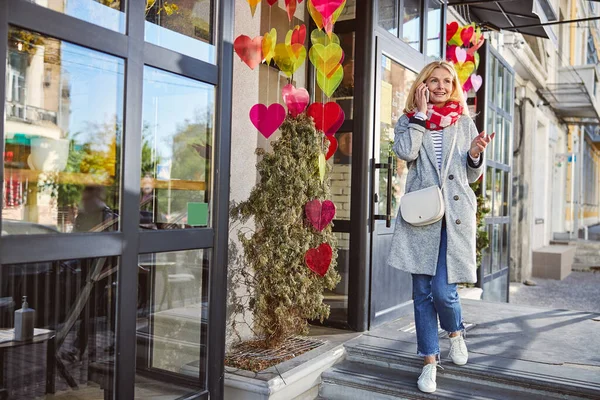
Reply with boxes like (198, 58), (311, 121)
(421, 131), (441, 180)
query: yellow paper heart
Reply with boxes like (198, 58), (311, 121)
(247, 0), (261, 16)
(262, 28), (277, 64)
(310, 29), (340, 47)
(456, 61), (475, 84)
(318, 153), (326, 183)
(274, 43), (307, 77)
(317, 64), (343, 97)
(309, 43), (343, 77)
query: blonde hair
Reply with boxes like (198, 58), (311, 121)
(404, 60), (469, 116)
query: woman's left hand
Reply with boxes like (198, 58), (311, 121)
(470, 131), (495, 158)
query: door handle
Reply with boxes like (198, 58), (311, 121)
(373, 156), (393, 228)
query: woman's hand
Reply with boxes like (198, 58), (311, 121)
(415, 83), (428, 114)
(470, 131), (495, 158)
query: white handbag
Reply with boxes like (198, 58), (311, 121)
(400, 132), (457, 227)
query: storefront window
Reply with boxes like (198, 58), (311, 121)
(426, 0), (442, 58)
(136, 249), (209, 393)
(0, 256), (118, 398)
(402, 0), (422, 51)
(145, 0), (216, 63)
(24, 0), (125, 33)
(3, 28), (124, 235)
(378, 0), (398, 36)
(140, 67), (214, 231)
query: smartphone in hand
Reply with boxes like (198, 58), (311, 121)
(425, 88), (430, 103)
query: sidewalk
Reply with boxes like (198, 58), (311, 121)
(322, 299), (600, 398)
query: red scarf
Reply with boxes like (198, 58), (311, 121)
(406, 101), (463, 130)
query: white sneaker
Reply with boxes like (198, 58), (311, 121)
(417, 363), (437, 393)
(449, 334), (468, 365)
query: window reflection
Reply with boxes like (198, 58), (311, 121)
(140, 67), (214, 230)
(145, 0), (216, 63)
(27, 0), (125, 33)
(378, 0), (398, 36)
(427, 0), (442, 58)
(402, 0), (421, 51)
(3, 28), (124, 234)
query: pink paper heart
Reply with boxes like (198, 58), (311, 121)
(305, 199), (336, 231)
(310, 0), (345, 20)
(282, 84), (309, 117)
(249, 103), (286, 139)
(462, 77), (473, 92)
(455, 47), (467, 63)
(470, 74), (483, 92)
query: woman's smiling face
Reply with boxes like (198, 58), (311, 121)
(425, 67), (454, 107)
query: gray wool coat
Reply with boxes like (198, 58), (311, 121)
(387, 114), (484, 284)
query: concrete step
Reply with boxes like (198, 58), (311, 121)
(341, 336), (600, 399)
(575, 248), (600, 256)
(575, 241), (600, 250)
(320, 360), (555, 400)
(572, 263), (600, 272)
(573, 256), (600, 265)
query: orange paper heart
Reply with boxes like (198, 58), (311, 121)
(247, 0), (261, 16)
(234, 35), (263, 70)
(262, 28), (277, 64)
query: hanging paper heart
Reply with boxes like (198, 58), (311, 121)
(249, 103), (286, 139)
(305, 199), (336, 231)
(316, 65), (343, 97)
(311, 0), (345, 21)
(467, 36), (485, 56)
(247, 0), (261, 16)
(307, 102), (343, 136)
(318, 153), (326, 183)
(286, 25), (307, 46)
(310, 29), (340, 46)
(285, 0), (297, 21)
(274, 43), (307, 77)
(262, 29), (277, 64)
(304, 243), (332, 277)
(267, 0), (278, 4)
(470, 74), (483, 92)
(307, 0), (346, 34)
(309, 43), (343, 77)
(325, 135), (338, 160)
(474, 52), (480, 69)
(461, 25), (474, 47)
(307, 102), (345, 136)
(234, 35), (263, 70)
(446, 22), (459, 43)
(455, 47), (467, 64)
(456, 61), (475, 84)
(282, 84), (309, 117)
(462, 76), (473, 92)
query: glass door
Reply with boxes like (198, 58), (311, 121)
(369, 35), (422, 327)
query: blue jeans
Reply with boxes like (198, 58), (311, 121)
(412, 225), (464, 357)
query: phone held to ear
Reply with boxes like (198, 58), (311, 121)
(425, 88), (430, 103)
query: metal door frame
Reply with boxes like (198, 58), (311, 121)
(0, 0), (233, 397)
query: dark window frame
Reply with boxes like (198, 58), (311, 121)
(0, 0), (233, 397)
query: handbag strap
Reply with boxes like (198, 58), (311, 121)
(440, 131), (458, 191)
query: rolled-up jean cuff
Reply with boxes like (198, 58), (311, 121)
(443, 321), (465, 334)
(417, 349), (440, 357)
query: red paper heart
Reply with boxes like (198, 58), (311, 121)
(234, 35), (263, 70)
(291, 24), (307, 46)
(446, 22), (459, 42)
(307, 102), (345, 136)
(267, 0), (278, 4)
(282, 84), (309, 117)
(325, 136), (338, 160)
(285, 0), (297, 21)
(311, 0), (345, 20)
(305, 243), (333, 277)
(249, 103), (286, 139)
(461, 26), (474, 47)
(305, 199), (336, 231)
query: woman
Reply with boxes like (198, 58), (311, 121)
(387, 60), (492, 394)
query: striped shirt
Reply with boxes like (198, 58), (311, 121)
(431, 130), (443, 170)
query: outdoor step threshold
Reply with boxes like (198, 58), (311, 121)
(344, 335), (600, 399)
(320, 360), (552, 400)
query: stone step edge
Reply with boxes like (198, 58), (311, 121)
(321, 360), (562, 400)
(344, 343), (600, 399)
